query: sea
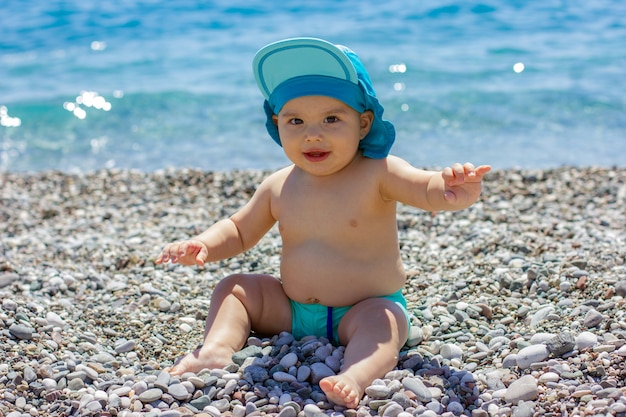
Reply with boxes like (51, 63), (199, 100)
(1, 0), (625, 173)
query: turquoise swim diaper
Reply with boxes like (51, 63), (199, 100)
(289, 289), (409, 344)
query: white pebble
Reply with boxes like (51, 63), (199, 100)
(516, 344), (549, 369)
(440, 343), (463, 360)
(575, 331), (598, 350)
(538, 372), (560, 383)
(46, 311), (67, 328)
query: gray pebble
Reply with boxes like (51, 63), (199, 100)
(545, 332), (575, 356)
(382, 402), (404, 416)
(45, 311), (67, 328)
(365, 384), (391, 399)
(309, 362), (335, 384)
(529, 305), (554, 327)
(244, 365), (269, 382)
(516, 344), (549, 369)
(8, 323), (34, 340)
(575, 331), (598, 350)
(160, 411), (183, 417)
(273, 371), (297, 383)
(583, 309), (604, 328)
(232, 345), (263, 365)
(168, 383), (189, 401)
(0, 272), (19, 288)
(155, 370), (170, 390)
(297, 365), (311, 382)
(277, 406), (298, 417)
(513, 400), (535, 417)
(504, 375), (539, 403)
(138, 388), (163, 403)
(402, 377), (432, 403)
(67, 377), (85, 390)
(203, 405), (222, 417)
(426, 400), (445, 414)
(2, 298), (17, 311)
(441, 343), (463, 360)
(279, 352), (299, 368)
(447, 401), (464, 415)
(114, 339), (136, 353)
(189, 395), (212, 410)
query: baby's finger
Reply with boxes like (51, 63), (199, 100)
(475, 165), (492, 177)
(450, 163), (466, 184)
(156, 244), (174, 264)
(167, 243), (183, 263)
(196, 245), (208, 266)
(178, 241), (192, 258)
(463, 162), (477, 178)
(465, 164), (491, 182)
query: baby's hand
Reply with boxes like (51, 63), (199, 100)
(442, 163), (491, 205)
(155, 239), (208, 266)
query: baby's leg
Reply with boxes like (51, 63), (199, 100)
(168, 274), (292, 375)
(319, 298), (408, 408)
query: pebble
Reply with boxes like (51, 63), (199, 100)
(440, 343), (464, 360)
(168, 383), (190, 400)
(402, 377), (432, 403)
(575, 331), (598, 350)
(8, 323), (34, 340)
(0, 168), (624, 417)
(545, 331), (575, 356)
(515, 344), (549, 369)
(504, 375), (539, 403)
(139, 388), (164, 403)
(309, 362), (335, 384)
(584, 309), (604, 328)
(45, 311), (67, 328)
(114, 339), (137, 353)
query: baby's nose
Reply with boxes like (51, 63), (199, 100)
(304, 125), (322, 141)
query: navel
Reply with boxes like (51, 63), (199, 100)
(349, 219), (358, 228)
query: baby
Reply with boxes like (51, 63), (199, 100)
(156, 37), (490, 409)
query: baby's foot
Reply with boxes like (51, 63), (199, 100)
(319, 375), (363, 409)
(166, 345), (233, 376)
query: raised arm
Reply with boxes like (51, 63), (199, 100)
(155, 174), (278, 266)
(381, 156), (490, 212)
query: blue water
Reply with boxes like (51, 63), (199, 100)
(1, 0), (625, 172)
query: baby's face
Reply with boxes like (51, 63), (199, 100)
(273, 95), (373, 176)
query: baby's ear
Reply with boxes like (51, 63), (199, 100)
(360, 110), (374, 138)
(272, 114), (278, 126)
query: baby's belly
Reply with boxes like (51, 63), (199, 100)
(280, 247), (406, 307)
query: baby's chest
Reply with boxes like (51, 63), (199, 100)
(277, 191), (385, 237)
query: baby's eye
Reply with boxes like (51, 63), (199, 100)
(289, 118), (303, 125)
(324, 115), (339, 123)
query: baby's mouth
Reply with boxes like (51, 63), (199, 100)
(304, 151), (330, 162)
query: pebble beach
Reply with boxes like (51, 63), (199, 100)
(1, 166), (625, 417)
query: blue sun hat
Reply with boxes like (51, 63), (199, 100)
(253, 37), (395, 159)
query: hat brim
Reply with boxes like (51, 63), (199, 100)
(253, 38), (359, 100)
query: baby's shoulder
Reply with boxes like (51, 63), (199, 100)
(256, 165), (293, 191)
(356, 154), (406, 178)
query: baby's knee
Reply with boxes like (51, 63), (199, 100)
(215, 273), (252, 294)
(340, 298), (408, 339)
(214, 273), (277, 297)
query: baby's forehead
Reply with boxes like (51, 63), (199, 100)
(280, 95), (360, 114)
